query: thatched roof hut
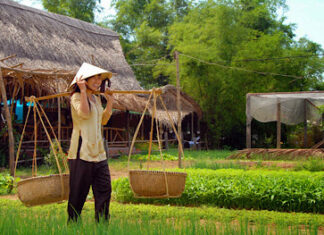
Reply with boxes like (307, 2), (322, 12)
(0, 0), (201, 124)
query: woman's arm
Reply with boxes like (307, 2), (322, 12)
(102, 88), (114, 125)
(77, 76), (91, 116)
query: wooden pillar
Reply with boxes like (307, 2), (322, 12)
(276, 100), (281, 149)
(0, 67), (15, 176)
(57, 96), (61, 142)
(126, 111), (130, 147)
(164, 127), (169, 150)
(246, 94), (252, 148)
(158, 120), (163, 148)
(56, 75), (61, 142)
(191, 112), (196, 150)
(175, 50), (182, 168)
(304, 99), (307, 148)
(141, 115), (145, 140)
(197, 118), (201, 150)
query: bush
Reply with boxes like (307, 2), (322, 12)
(44, 141), (68, 174)
(112, 169), (324, 213)
(0, 174), (18, 195)
(294, 159), (324, 172)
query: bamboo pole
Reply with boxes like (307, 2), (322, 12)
(0, 66), (15, 176)
(57, 76), (61, 142)
(304, 99), (307, 148)
(25, 89), (163, 102)
(126, 110), (130, 147)
(58, 96), (61, 142)
(0, 54), (16, 62)
(164, 128), (169, 150)
(175, 50), (182, 168)
(191, 112), (195, 150)
(197, 118), (201, 150)
(246, 94), (252, 148)
(276, 100), (281, 149)
(147, 90), (156, 169)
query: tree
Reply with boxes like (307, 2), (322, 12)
(156, 0), (323, 148)
(106, 0), (192, 87)
(106, 0), (323, 148)
(42, 0), (101, 23)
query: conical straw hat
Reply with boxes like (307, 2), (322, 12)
(69, 63), (112, 89)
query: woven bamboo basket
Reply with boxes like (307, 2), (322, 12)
(129, 170), (187, 198)
(17, 174), (70, 207)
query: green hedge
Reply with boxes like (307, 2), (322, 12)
(112, 169), (324, 213)
(0, 174), (14, 195)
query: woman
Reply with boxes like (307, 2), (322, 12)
(67, 63), (114, 222)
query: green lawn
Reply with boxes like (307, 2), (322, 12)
(0, 199), (323, 234)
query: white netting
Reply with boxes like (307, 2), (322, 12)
(249, 92), (324, 125)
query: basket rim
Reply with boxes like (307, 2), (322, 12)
(17, 173), (70, 186)
(129, 170), (187, 176)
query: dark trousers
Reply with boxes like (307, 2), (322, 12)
(67, 138), (111, 222)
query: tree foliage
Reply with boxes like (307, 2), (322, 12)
(105, 0), (192, 88)
(42, 0), (101, 23)
(152, 0), (323, 147)
(42, 0), (324, 148)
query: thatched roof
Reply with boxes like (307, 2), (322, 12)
(155, 85), (202, 123)
(113, 85), (203, 124)
(0, 0), (202, 124)
(0, 0), (141, 92)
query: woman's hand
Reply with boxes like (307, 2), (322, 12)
(76, 75), (87, 92)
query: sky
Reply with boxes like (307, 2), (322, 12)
(15, 0), (324, 50)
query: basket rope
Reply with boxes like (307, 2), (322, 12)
(127, 91), (153, 169)
(33, 102), (66, 200)
(35, 100), (68, 172)
(32, 104), (37, 177)
(127, 89), (186, 198)
(14, 102), (32, 178)
(154, 92), (169, 197)
(14, 97), (68, 201)
(158, 95), (185, 163)
(147, 89), (156, 169)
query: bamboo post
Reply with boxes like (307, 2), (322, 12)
(197, 118), (201, 150)
(304, 99), (307, 148)
(191, 112), (196, 150)
(175, 50), (182, 168)
(0, 66), (15, 176)
(57, 76), (61, 142)
(147, 90), (156, 169)
(277, 100), (281, 149)
(126, 110), (130, 147)
(246, 94), (252, 148)
(58, 96), (61, 142)
(141, 117), (145, 140)
(25, 89), (162, 102)
(164, 128), (169, 150)
(10, 83), (18, 118)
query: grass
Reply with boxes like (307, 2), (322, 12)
(231, 153), (324, 161)
(117, 148), (234, 161)
(188, 160), (248, 170)
(10, 149), (324, 178)
(0, 199), (323, 234)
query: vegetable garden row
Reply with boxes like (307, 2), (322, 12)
(113, 169), (324, 213)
